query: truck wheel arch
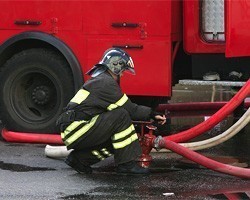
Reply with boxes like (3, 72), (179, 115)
(0, 31), (84, 91)
(0, 31), (84, 132)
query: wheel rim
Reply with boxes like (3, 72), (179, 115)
(9, 70), (60, 124)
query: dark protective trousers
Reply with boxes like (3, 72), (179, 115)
(66, 108), (142, 165)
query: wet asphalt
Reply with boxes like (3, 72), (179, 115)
(0, 122), (250, 200)
(1, 85), (250, 199)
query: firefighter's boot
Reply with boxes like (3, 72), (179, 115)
(117, 161), (150, 174)
(65, 154), (92, 174)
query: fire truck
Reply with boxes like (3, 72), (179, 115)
(0, 0), (249, 133)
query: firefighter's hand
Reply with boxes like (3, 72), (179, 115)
(154, 115), (166, 125)
(150, 111), (167, 125)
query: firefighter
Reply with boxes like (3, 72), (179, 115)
(56, 48), (166, 174)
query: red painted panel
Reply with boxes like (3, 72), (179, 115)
(0, 0), (173, 97)
(0, 1), (82, 31)
(226, 0), (250, 57)
(183, 0), (225, 54)
(82, 1), (171, 37)
(86, 37), (171, 97)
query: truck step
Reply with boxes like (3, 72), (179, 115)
(179, 80), (246, 87)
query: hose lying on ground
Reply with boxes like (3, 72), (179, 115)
(45, 145), (72, 158)
(1, 129), (63, 144)
(160, 139), (250, 179)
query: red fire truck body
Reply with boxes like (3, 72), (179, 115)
(0, 0), (248, 133)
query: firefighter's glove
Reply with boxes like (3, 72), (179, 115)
(150, 111), (166, 125)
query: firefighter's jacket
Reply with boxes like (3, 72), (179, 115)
(59, 72), (152, 147)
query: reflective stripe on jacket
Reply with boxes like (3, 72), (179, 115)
(60, 72), (152, 146)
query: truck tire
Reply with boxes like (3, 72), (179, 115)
(0, 48), (75, 133)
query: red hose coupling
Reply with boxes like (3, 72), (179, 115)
(138, 127), (156, 168)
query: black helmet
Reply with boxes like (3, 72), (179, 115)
(86, 48), (135, 76)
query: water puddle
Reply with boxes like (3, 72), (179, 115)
(0, 161), (55, 172)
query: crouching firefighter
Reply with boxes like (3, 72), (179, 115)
(56, 48), (166, 175)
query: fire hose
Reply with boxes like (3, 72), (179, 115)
(136, 121), (250, 179)
(45, 145), (72, 158)
(44, 108), (250, 179)
(163, 106), (250, 151)
(44, 107), (250, 179)
(3, 80), (250, 178)
(45, 123), (250, 179)
(164, 79), (250, 142)
(157, 101), (250, 112)
(2, 80), (250, 145)
(44, 105), (250, 157)
(44, 80), (250, 153)
(2, 80), (250, 144)
(158, 139), (250, 179)
(1, 129), (63, 144)
(151, 98), (250, 179)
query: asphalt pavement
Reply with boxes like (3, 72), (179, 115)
(0, 123), (250, 199)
